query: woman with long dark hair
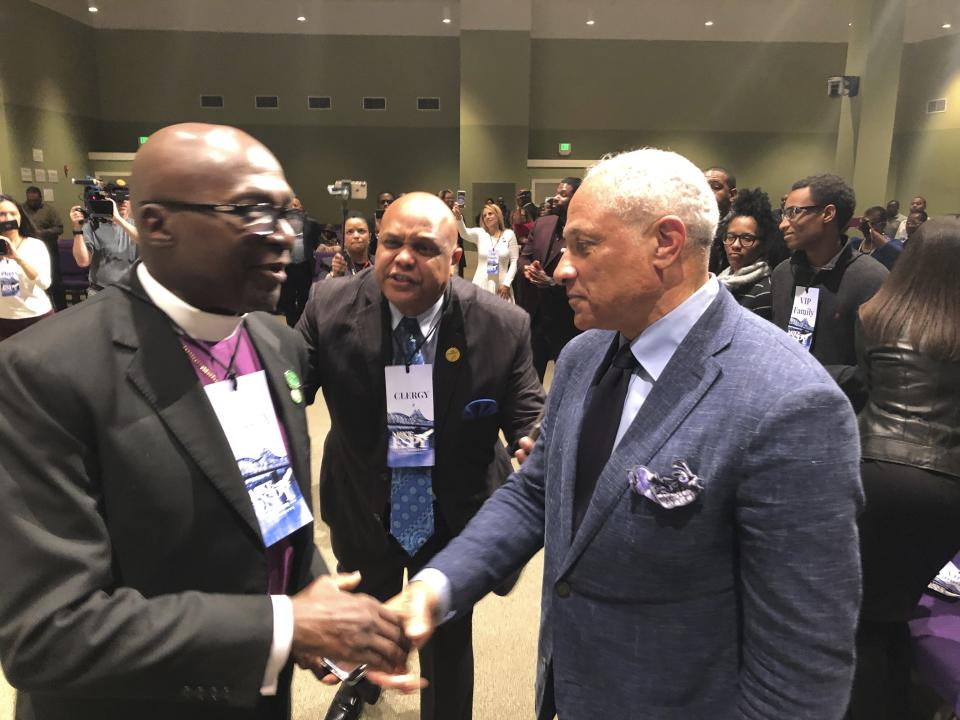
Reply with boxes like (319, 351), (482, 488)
(716, 187), (787, 321)
(849, 216), (960, 718)
(0, 193), (54, 340)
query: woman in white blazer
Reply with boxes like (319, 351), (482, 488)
(453, 202), (518, 301)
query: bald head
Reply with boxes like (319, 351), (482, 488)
(381, 192), (458, 250)
(132, 123), (295, 314)
(375, 191), (462, 317)
(132, 124), (287, 218)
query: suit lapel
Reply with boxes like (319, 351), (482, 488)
(557, 333), (615, 551)
(432, 283), (466, 436)
(559, 290), (737, 576)
(118, 292), (263, 540)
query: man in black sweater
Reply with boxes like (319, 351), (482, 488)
(771, 174), (887, 411)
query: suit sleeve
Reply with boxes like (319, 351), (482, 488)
(734, 384), (863, 719)
(0, 345), (274, 708)
(427, 401), (551, 614)
(498, 310), (545, 449)
(295, 290), (326, 404)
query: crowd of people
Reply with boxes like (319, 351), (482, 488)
(0, 122), (957, 720)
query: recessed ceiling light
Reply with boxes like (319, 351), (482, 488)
(586, 19), (595, 25)
(848, 22), (853, 27)
(88, 3), (98, 12)
(442, 17), (451, 23)
(297, 15), (306, 22)
(704, 20), (714, 27)
(943, 23), (952, 29)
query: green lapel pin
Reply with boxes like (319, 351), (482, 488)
(284, 370), (303, 404)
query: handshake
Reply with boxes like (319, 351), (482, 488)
(289, 572), (443, 693)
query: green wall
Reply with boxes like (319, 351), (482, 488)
(4, 0), (958, 223)
(0, 0), (99, 225)
(891, 34), (960, 212)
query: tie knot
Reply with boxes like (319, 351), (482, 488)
(399, 317), (423, 340)
(612, 342), (638, 371)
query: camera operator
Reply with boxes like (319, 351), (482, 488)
(70, 195), (139, 295)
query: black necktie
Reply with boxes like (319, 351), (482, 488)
(573, 339), (639, 531)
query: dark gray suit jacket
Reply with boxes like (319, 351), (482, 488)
(426, 288), (864, 719)
(0, 270), (324, 720)
(297, 271), (544, 568)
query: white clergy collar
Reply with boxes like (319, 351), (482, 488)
(137, 263), (245, 342)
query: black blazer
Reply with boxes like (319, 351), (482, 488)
(297, 270), (544, 567)
(0, 269), (324, 720)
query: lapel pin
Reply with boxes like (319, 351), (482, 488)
(445, 347), (461, 363)
(284, 370), (303, 404)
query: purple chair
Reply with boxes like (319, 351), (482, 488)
(58, 238), (89, 305)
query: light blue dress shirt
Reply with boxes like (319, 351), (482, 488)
(615, 276), (719, 447)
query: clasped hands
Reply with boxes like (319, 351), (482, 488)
(290, 571), (442, 693)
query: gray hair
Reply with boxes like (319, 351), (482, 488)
(584, 148), (719, 251)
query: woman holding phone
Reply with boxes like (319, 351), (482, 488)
(453, 201), (519, 301)
(0, 194), (54, 340)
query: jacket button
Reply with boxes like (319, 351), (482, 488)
(555, 581), (570, 598)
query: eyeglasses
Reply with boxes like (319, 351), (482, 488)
(140, 200), (304, 236)
(723, 233), (760, 247)
(781, 205), (823, 220)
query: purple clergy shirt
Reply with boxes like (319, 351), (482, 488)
(180, 326), (295, 595)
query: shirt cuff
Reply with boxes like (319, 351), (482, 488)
(260, 595), (294, 696)
(410, 568), (455, 623)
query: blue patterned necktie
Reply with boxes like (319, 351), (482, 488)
(390, 317), (435, 555)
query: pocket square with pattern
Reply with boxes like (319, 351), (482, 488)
(627, 460), (704, 509)
(463, 398), (498, 420)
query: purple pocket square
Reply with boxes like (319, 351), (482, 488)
(627, 460), (704, 509)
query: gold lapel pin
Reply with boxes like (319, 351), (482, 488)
(445, 347), (461, 363)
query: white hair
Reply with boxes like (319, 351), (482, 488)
(584, 148), (719, 250)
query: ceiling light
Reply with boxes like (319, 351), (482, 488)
(848, 22), (853, 27)
(704, 20), (714, 27)
(297, 15), (306, 22)
(943, 23), (952, 29)
(586, 19), (595, 25)
(87, 2), (98, 12)
(442, 17), (451, 23)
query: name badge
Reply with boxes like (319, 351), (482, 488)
(384, 364), (435, 468)
(787, 286), (819, 351)
(486, 244), (499, 275)
(0, 265), (19, 297)
(204, 370), (313, 547)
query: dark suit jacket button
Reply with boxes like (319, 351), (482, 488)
(555, 581), (570, 598)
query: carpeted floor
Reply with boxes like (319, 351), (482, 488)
(0, 357), (547, 720)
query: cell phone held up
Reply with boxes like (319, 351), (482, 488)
(456, 190), (466, 208)
(0, 219), (18, 255)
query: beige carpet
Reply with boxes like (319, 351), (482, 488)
(0, 357), (548, 720)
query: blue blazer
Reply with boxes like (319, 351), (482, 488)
(426, 287), (864, 719)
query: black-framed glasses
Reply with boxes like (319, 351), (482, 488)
(140, 200), (304, 236)
(723, 233), (760, 247)
(782, 205), (823, 220)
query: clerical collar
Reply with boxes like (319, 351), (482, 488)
(388, 291), (445, 340)
(137, 263), (245, 342)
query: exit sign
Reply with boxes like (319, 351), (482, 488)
(558, 142), (572, 156)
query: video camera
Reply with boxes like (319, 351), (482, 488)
(72, 176), (130, 228)
(326, 179), (367, 201)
